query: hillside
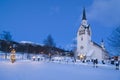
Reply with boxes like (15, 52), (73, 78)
(0, 39), (71, 56)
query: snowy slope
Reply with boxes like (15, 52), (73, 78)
(0, 61), (120, 80)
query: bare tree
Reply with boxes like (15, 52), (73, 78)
(43, 34), (56, 47)
(1, 31), (12, 41)
(71, 38), (77, 62)
(108, 26), (120, 56)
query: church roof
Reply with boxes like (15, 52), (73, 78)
(92, 41), (102, 48)
(92, 41), (109, 54)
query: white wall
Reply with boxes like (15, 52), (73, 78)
(89, 43), (103, 60)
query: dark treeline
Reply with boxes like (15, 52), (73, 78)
(0, 39), (72, 56)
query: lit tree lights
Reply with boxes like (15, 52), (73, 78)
(10, 49), (16, 63)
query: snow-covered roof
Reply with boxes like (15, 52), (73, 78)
(92, 41), (109, 54)
(20, 41), (43, 46)
(20, 41), (35, 44)
(92, 41), (102, 48)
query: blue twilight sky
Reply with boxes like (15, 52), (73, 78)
(0, 0), (120, 50)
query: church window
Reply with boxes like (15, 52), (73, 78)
(80, 46), (84, 49)
(79, 30), (85, 35)
(81, 37), (83, 41)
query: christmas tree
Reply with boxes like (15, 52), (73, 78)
(10, 49), (16, 63)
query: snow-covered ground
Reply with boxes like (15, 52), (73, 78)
(0, 60), (120, 80)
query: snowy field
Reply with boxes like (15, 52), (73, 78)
(0, 60), (120, 80)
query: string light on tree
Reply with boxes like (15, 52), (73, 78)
(10, 49), (16, 63)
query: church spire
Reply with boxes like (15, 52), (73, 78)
(101, 39), (105, 49)
(82, 8), (87, 20)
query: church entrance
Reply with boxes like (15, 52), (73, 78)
(78, 54), (86, 61)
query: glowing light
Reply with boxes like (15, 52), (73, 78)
(10, 49), (16, 63)
(32, 56), (36, 61)
(80, 54), (84, 59)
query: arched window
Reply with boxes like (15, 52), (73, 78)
(81, 37), (83, 41)
(80, 46), (84, 49)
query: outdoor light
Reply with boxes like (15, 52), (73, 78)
(32, 56), (36, 61)
(80, 54), (84, 59)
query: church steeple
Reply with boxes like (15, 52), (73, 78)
(82, 8), (87, 20)
(101, 39), (105, 49)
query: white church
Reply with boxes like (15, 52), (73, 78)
(76, 8), (109, 61)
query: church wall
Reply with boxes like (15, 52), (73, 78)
(77, 29), (91, 56)
(89, 44), (103, 60)
(77, 38), (87, 55)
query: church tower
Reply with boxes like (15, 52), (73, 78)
(76, 8), (91, 60)
(101, 39), (105, 50)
